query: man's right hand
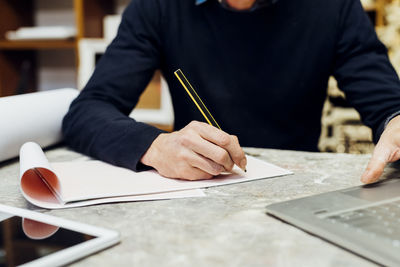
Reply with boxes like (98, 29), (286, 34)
(140, 121), (247, 180)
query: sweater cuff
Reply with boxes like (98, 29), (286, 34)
(383, 110), (400, 129)
(95, 122), (167, 172)
(131, 124), (167, 172)
(374, 110), (400, 143)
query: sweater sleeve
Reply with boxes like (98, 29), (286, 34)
(333, 0), (400, 143)
(62, 0), (165, 171)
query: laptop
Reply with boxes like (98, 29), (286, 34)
(266, 178), (400, 266)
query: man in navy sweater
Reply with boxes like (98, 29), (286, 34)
(63, 0), (400, 182)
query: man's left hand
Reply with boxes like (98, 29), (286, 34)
(361, 115), (400, 184)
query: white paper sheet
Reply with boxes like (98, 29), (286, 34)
(52, 157), (292, 202)
(19, 142), (205, 209)
(0, 89), (78, 162)
(19, 142), (292, 209)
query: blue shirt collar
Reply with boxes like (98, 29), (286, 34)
(196, 0), (208, 4)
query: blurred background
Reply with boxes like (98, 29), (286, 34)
(0, 0), (399, 152)
(319, 0), (400, 154)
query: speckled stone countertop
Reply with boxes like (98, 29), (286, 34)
(1, 146), (399, 267)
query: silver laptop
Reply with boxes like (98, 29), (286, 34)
(266, 178), (400, 266)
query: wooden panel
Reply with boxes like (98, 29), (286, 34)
(0, 50), (36, 97)
(136, 71), (162, 109)
(81, 0), (115, 38)
(0, 0), (33, 40)
(0, 1), (51, 97)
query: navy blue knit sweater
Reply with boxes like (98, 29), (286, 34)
(63, 0), (400, 171)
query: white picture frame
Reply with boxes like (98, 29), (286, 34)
(103, 15), (121, 42)
(78, 38), (174, 126)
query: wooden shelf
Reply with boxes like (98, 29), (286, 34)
(0, 0), (117, 96)
(0, 39), (76, 50)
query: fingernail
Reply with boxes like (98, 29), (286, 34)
(361, 171), (370, 183)
(240, 158), (247, 171)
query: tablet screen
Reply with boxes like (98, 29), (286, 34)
(0, 211), (95, 266)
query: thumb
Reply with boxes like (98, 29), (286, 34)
(361, 144), (389, 184)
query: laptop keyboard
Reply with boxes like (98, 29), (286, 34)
(325, 200), (400, 248)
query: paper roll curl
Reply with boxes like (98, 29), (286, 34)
(0, 89), (78, 162)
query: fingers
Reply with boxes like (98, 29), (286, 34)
(181, 133), (234, 171)
(186, 121), (247, 170)
(182, 167), (213, 181)
(187, 153), (225, 177)
(361, 116), (400, 184)
(361, 144), (389, 184)
(153, 147), (215, 180)
(169, 151), (216, 180)
(142, 121), (247, 181)
(361, 158), (386, 184)
(224, 134), (247, 170)
(160, 162), (214, 181)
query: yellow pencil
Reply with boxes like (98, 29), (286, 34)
(174, 69), (221, 130)
(174, 69), (246, 172)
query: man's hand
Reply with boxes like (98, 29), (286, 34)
(361, 115), (400, 184)
(140, 121), (247, 180)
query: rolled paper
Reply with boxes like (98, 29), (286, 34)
(0, 88), (79, 162)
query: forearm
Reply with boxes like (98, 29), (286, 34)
(61, 0), (166, 171)
(333, 0), (400, 142)
(62, 97), (165, 171)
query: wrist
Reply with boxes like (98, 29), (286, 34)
(140, 133), (166, 167)
(384, 112), (400, 130)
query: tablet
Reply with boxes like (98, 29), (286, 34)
(0, 204), (120, 266)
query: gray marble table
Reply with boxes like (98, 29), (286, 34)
(1, 146), (399, 267)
